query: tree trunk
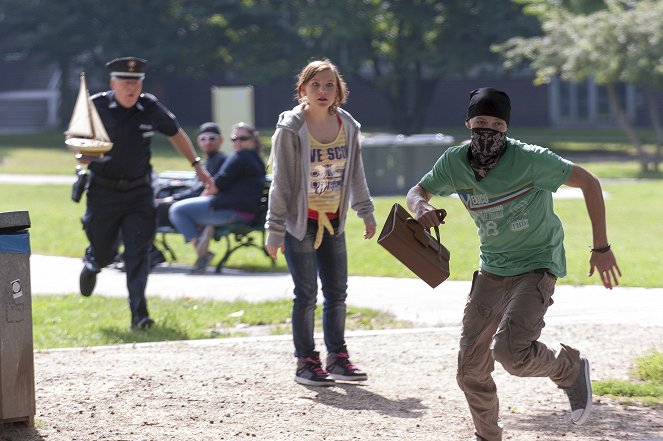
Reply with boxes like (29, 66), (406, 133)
(409, 62), (438, 135)
(605, 83), (647, 173)
(383, 71), (438, 135)
(646, 88), (662, 173)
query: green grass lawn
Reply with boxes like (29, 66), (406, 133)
(1, 179), (662, 287)
(31, 295), (412, 349)
(593, 349), (663, 408)
(0, 128), (262, 175)
(2, 127), (663, 176)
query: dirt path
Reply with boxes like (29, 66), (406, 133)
(2, 324), (662, 441)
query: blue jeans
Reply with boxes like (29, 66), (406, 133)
(284, 219), (348, 358)
(169, 196), (249, 242)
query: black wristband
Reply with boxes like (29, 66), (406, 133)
(191, 156), (201, 167)
(590, 244), (611, 253)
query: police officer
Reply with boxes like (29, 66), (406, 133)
(78, 56), (213, 330)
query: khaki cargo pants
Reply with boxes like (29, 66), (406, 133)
(456, 269), (581, 441)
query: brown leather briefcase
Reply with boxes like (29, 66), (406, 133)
(377, 203), (450, 288)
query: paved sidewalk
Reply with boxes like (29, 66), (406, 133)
(0, 173), (75, 185)
(30, 254), (663, 327)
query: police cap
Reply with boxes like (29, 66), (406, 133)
(106, 56), (148, 80)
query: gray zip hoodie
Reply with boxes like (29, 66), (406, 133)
(265, 104), (376, 248)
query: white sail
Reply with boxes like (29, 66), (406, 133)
(65, 73), (113, 154)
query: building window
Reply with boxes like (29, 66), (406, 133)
(549, 77), (635, 127)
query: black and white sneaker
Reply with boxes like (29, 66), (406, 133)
(326, 351), (368, 382)
(562, 357), (592, 425)
(295, 352), (335, 386)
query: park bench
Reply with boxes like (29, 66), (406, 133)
(153, 171), (274, 273)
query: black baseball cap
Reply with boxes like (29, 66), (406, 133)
(197, 122), (221, 135)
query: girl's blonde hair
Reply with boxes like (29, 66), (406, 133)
(295, 58), (348, 115)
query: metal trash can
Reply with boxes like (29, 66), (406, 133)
(361, 133), (455, 196)
(0, 211), (35, 426)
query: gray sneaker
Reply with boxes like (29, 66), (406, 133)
(562, 358), (592, 425)
(326, 351), (368, 382)
(295, 352), (335, 387)
(190, 251), (215, 274)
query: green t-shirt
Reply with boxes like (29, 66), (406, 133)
(420, 138), (573, 277)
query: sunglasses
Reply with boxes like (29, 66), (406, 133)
(231, 135), (252, 141)
(198, 134), (219, 141)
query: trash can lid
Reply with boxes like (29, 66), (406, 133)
(0, 211), (31, 231)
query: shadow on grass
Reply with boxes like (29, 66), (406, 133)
(99, 324), (191, 344)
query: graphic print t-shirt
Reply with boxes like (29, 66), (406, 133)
(420, 139), (573, 277)
(307, 124), (347, 247)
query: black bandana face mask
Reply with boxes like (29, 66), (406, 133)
(469, 128), (507, 180)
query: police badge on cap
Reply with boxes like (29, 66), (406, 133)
(106, 56), (148, 80)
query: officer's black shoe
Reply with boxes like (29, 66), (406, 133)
(150, 245), (167, 270)
(131, 316), (155, 330)
(79, 265), (99, 297)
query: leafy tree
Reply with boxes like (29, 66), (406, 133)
(290, 0), (540, 134)
(0, 0), (108, 121)
(0, 0), (308, 124)
(0, 0), (223, 125)
(0, 0), (539, 134)
(515, 0), (608, 15)
(618, 0), (663, 170)
(495, 0), (663, 171)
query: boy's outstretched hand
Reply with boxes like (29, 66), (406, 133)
(588, 250), (621, 289)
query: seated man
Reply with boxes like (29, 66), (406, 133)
(156, 122), (228, 222)
(149, 122), (228, 268)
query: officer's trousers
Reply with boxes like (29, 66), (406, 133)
(82, 182), (156, 325)
(456, 269), (581, 441)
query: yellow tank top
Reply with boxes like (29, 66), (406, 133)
(308, 125), (347, 248)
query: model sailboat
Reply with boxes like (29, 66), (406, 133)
(64, 73), (113, 158)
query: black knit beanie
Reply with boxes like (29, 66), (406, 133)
(466, 87), (511, 125)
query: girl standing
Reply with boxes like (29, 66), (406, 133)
(266, 59), (376, 386)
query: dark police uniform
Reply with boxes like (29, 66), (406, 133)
(80, 57), (180, 329)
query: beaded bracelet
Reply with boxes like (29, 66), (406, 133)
(590, 244), (611, 253)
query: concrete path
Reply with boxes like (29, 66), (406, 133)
(30, 254), (663, 327)
(0, 173), (75, 185)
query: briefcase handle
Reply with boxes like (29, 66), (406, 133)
(405, 209), (447, 261)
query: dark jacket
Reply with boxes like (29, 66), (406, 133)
(172, 151), (227, 201)
(210, 149), (266, 214)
